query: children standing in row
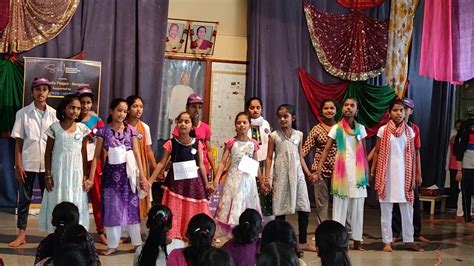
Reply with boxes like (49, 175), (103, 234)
(150, 111), (212, 240)
(246, 98), (273, 221)
(39, 95), (90, 232)
(126, 95), (158, 220)
(214, 112), (263, 232)
(318, 98), (369, 251)
(76, 87), (107, 244)
(88, 98), (150, 255)
(9, 77), (57, 247)
(265, 104), (314, 252)
(372, 99), (423, 252)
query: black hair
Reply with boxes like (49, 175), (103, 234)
(56, 94), (80, 121)
(51, 202), (80, 234)
(257, 242), (299, 266)
(315, 220), (351, 266)
(320, 98), (338, 110)
(343, 97), (358, 108)
(184, 213), (216, 266)
(261, 219), (299, 257)
(197, 26), (207, 34)
(175, 111), (196, 137)
(455, 119), (464, 125)
(53, 243), (90, 266)
(62, 224), (99, 265)
(199, 247), (235, 266)
(232, 208), (262, 244)
(138, 205), (173, 266)
(106, 98), (128, 124)
(234, 111), (251, 125)
(126, 95), (144, 119)
(245, 97), (263, 110)
(388, 99), (405, 112)
(276, 104), (297, 129)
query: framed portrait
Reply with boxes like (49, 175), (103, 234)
(186, 21), (218, 55)
(156, 58), (207, 141)
(165, 19), (189, 53)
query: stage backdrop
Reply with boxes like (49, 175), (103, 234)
(23, 57), (101, 110)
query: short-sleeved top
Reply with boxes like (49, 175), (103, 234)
(224, 137), (259, 153)
(133, 239), (185, 266)
(328, 123), (368, 198)
(302, 123), (337, 177)
(222, 238), (260, 266)
(163, 138), (204, 155)
(81, 115), (105, 136)
(377, 125), (414, 202)
(45, 122), (90, 141)
(142, 121), (153, 146)
(166, 248), (188, 266)
(173, 121), (212, 172)
(96, 124), (138, 151)
(410, 123), (421, 149)
(10, 102), (57, 172)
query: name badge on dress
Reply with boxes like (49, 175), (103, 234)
(86, 142), (96, 161)
(238, 156), (259, 177)
(108, 145), (127, 165)
(173, 160), (198, 180)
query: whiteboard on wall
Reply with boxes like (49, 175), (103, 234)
(209, 62), (247, 160)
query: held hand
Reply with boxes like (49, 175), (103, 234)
(415, 177), (423, 188)
(15, 165), (26, 183)
(455, 170), (462, 182)
(206, 183), (216, 194)
(140, 179), (151, 192)
(45, 176), (54, 192)
(83, 178), (94, 192)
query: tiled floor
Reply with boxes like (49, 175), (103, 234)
(1, 207), (473, 265)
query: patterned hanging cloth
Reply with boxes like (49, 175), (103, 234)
(337, 0), (385, 9)
(0, 0), (9, 34)
(0, 0), (79, 53)
(303, 2), (388, 81)
(385, 0), (419, 97)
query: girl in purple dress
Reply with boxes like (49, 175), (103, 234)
(88, 98), (150, 255)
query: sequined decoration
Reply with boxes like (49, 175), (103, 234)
(0, 0), (9, 34)
(385, 0), (418, 97)
(303, 2), (388, 81)
(337, 0), (385, 9)
(0, 0), (80, 53)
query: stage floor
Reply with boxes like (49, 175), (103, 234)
(1, 207), (473, 265)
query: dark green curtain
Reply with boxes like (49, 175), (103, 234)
(0, 57), (23, 137)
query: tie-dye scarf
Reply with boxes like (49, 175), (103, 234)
(333, 119), (369, 197)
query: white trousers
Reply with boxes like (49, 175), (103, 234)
(105, 224), (142, 248)
(380, 202), (414, 243)
(333, 197), (365, 241)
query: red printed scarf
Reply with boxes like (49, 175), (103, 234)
(375, 120), (415, 202)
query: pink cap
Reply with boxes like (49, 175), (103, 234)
(76, 86), (94, 98)
(403, 98), (415, 109)
(31, 77), (51, 90)
(187, 93), (204, 105)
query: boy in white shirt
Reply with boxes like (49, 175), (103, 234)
(9, 77), (57, 247)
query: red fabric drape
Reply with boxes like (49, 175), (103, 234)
(0, 0), (9, 33)
(298, 68), (349, 122)
(337, 0), (385, 9)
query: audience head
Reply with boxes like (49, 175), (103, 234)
(199, 247), (234, 266)
(53, 243), (90, 266)
(261, 219), (299, 257)
(138, 205), (173, 266)
(257, 242), (299, 266)
(51, 202), (79, 233)
(184, 213), (216, 266)
(315, 220), (351, 266)
(232, 208), (262, 244)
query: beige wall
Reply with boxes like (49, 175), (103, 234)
(168, 0), (247, 61)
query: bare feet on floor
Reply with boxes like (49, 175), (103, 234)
(299, 243), (317, 252)
(415, 236), (431, 243)
(383, 243), (393, 252)
(353, 240), (365, 251)
(405, 242), (424, 252)
(101, 248), (118, 256)
(8, 231), (26, 248)
(98, 234), (108, 245)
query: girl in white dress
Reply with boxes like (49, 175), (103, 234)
(39, 95), (90, 232)
(371, 99), (423, 252)
(214, 112), (263, 234)
(265, 104), (314, 252)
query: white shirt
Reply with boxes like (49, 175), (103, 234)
(377, 125), (414, 203)
(247, 118), (271, 161)
(133, 238), (185, 266)
(10, 102), (57, 172)
(328, 123), (367, 198)
(142, 121), (153, 146)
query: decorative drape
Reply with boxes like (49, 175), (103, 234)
(337, 0), (385, 9)
(452, 0), (474, 82)
(0, 56), (23, 137)
(304, 2), (388, 81)
(0, 0), (80, 53)
(385, 0), (419, 97)
(0, 0), (9, 33)
(298, 68), (396, 137)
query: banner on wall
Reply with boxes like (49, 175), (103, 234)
(23, 57), (102, 111)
